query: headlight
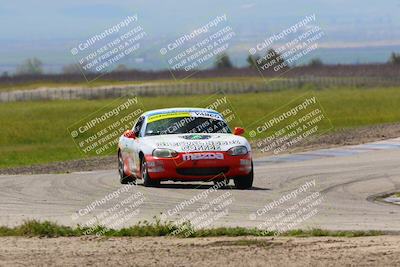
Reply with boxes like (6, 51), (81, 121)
(152, 148), (178, 158)
(227, 146), (248, 156)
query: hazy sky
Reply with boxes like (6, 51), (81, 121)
(1, 0), (399, 41)
(0, 0), (399, 71)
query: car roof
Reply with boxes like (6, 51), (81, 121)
(142, 107), (221, 117)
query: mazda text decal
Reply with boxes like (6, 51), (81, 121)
(182, 153), (224, 160)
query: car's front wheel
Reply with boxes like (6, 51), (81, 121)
(233, 162), (254, 189)
(142, 158), (160, 187)
(118, 152), (135, 184)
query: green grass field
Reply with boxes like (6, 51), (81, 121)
(0, 219), (383, 237)
(1, 86), (400, 168)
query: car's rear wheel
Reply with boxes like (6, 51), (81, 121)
(118, 152), (135, 184)
(234, 161), (253, 189)
(142, 158), (160, 187)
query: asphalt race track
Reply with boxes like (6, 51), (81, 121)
(1, 138), (400, 231)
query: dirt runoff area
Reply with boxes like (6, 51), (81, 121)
(1, 236), (400, 266)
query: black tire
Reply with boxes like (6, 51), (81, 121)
(142, 158), (160, 187)
(118, 152), (135, 184)
(234, 162), (254, 189)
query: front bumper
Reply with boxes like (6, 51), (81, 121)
(145, 151), (252, 181)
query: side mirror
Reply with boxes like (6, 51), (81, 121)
(123, 130), (136, 139)
(233, 127), (245, 136)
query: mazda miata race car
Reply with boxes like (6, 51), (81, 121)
(117, 108), (253, 189)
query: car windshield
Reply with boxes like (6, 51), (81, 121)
(145, 116), (231, 136)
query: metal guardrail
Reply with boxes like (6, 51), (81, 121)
(1, 76), (399, 102)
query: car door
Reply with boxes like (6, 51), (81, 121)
(131, 116), (145, 175)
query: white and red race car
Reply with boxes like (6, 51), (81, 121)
(117, 108), (253, 189)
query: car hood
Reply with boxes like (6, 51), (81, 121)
(140, 133), (250, 153)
